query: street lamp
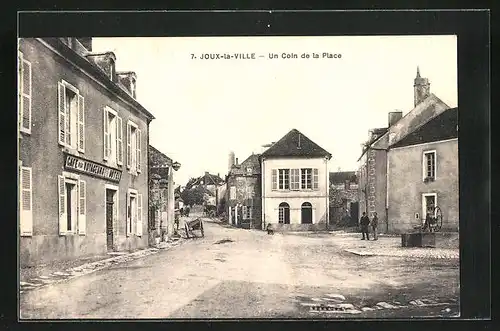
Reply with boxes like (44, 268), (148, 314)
(172, 161), (181, 171)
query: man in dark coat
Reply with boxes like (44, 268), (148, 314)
(359, 212), (370, 240)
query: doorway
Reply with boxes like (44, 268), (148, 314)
(106, 189), (116, 251)
(422, 193), (437, 226)
(278, 202), (290, 224)
(65, 182), (77, 232)
(301, 202), (313, 224)
(350, 201), (359, 225)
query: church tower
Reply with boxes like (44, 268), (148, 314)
(413, 66), (430, 107)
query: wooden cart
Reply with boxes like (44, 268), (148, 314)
(185, 218), (204, 239)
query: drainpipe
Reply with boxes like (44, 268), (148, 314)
(261, 157), (265, 231)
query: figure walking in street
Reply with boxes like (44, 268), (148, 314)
(371, 211), (378, 240)
(360, 212), (370, 240)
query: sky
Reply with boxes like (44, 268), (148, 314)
(92, 36), (457, 187)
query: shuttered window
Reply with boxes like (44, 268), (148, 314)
(58, 175), (67, 235)
(20, 167), (33, 236)
(313, 168), (319, 190)
(126, 123), (132, 169)
(78, 180), (86, 235)
(137, 194), (143, 236)
(19, 52), (32, 134)
(116, 116), (123, 165)
(58, 80), (84, 151)
(136, 129), (142, 173)
(271, 169), (277, 190)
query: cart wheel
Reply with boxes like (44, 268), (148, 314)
(185, 223), (190, 239)
(434, 206), (443, 232)
(201, 221), (204, 237)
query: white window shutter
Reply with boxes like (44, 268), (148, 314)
(137, 194), (143, 236)
(136, 129), (142, 173)
(126, 192), (130, 236)
(103, 108), (109, 160)
(78, 180), (86, 235)
(20, 167), (33, 236)
(21, 59), (32, 133)
(313, 168), (319, 190)
(77, 94), (85, 152)
(126, 124), (131, 169)
(116, 116), (123, 165)
(272, 169), (277, 190)
(18, 53), (23, 131)
(58, 82), (66, 146)
(58, 175), (67, 235)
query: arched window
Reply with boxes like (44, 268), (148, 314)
(301, 202), (313, 224)
(278, 202), (290, 224)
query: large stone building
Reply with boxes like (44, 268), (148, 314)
(18, 38), (154, 266)
(357, 67), (457, 233)
(148, 145), (180, 244)
(261, 129), (332, 231)
(329, 171), (359, 225)
(226, 153), (262, 229)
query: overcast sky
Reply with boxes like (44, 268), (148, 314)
(92, 36), (457, 187)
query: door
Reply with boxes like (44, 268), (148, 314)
(350, 202), (359, 225)
(301, 202), (313, 224)
(106, 189), (114, 251)
(278, 202), (290, 224)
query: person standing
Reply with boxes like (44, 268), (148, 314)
(371, 212), (379, 240)
(359, 212), (370, 240)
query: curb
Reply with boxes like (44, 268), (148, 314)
(20, 239), (188, 294)
(344, 248), (459, 259)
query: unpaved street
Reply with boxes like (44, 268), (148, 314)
(20, 219), (459, 319)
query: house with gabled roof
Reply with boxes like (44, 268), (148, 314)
(187, 171), (225, 210)
(357, 67), (458, 233)
(260, 129), (332, 231)
(387, 107), (458, 232)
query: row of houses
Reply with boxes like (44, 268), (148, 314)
(224, 68), (459, 234)
(18, 38), (181, 266)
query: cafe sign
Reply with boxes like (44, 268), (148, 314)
(65, 154), (122, 182)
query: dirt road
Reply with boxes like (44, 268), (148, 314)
(20, 219), (459, 319)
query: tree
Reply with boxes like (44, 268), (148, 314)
(180, 185), (205, 206)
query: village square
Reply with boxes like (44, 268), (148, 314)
(18, 37), (459, 319)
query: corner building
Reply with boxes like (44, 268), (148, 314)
(18, 38), (155, 266)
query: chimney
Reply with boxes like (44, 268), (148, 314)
(235, 158), (239, 165)
(228, 151), (235, 171)
(85, 52), (117, 82)
(388, 111), (403, 127)
(76, 38), (92, 52)
(117, 71), (137, 99)
(414, 66), (430, 107)
(205, 171), (209, 176)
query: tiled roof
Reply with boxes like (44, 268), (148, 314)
(229, 153), (261, 176)
(260, 129), (332, 159)
(390, 107), (458, 148)
(149, 145), (173, 167)
(329, 171), (358, 184)
(191, 172), (225, 186)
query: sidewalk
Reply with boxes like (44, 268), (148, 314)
(20, 236), (187, 294)
(288, 229), (459, 260)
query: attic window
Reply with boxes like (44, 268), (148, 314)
(246, 167), (252, 174)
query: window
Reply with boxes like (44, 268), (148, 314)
(278, 169), (290, 190)
(278, 202), (290, 224)
(423, 150), (436, 180)
(58, 175), (86, 235)
(103, 107), (123, 165)
(301, 168), (312, 189)
(313, 168), (319, 190)
(127, 121), (142, 173)
(126, 190), (143, 236)
(243, 206), (252, 219)
(20, 166), (33, 236)
(18, 52), (32, 134)
(58, 80), (85, 152)
(230, 186), (236, 200)
(290, 169), (300, 190)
